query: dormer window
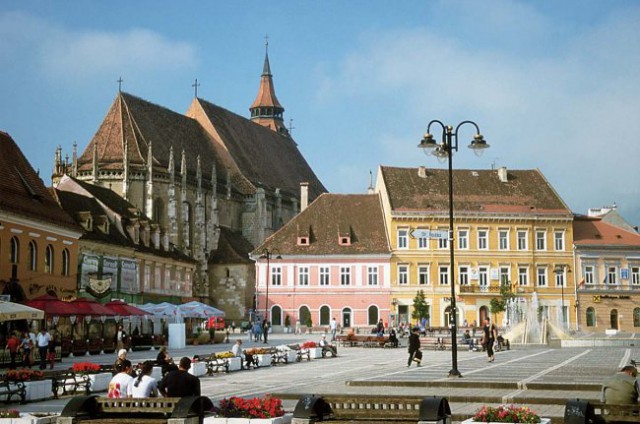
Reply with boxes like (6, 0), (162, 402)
(339, 236), (351, 246)
(297, 236), (309, 246)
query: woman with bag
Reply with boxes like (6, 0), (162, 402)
(407, 327), (422, 367)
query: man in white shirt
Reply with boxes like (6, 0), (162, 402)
(108, 360), (133, 398)
(232, 339), (254, 369)
(36, 328), (51, 370)
(330, 317), (337, 341)
(319, 335), (337, 357)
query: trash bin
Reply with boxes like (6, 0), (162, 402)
(292, 395), (334, 424)
(419, 396), (451, 424)
(564, 398), (595, 424)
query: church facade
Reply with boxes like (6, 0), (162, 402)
(52, 49), (326, 320)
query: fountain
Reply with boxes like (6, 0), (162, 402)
(504, 292), (544, 344)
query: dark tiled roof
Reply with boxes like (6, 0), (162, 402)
(196, 98), (326, 199)
(0, 131), (80, 230)
(77, 92), (220, 182)
(573, 215), (640, 247)
(253, 194), (390, 256)
(208, 227), (254, 265)
(380, 166), (571, 216)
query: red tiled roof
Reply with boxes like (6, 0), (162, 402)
(0, 131), (80, 230)
(573, 215), (640, 247)
(254, 194), (390, 256)
(380, 166), (571, 216)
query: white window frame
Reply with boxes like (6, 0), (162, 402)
(271, 266), (282, 286)
(555, 268), (565, 287)
(319, 267), (330, 286)
(478, 266), (489, 287)
(606, 266), (617, 285)
(518, 266), (529, 286)
(499, 266), (510, 286)
(631, 266), (640, 285)
(418, 232), (429, 249)
(397, 228), (408, 249)
(517, 230), (528, 251)
(584, 265), (595, 285)
(367, 266), (379, 286)
(499, 229), (509, 250)
(458, 229), (469, 250)
(398, 265), (409, 285)
(537, 267), (547, 287)
(418, 265), (430, 285)
(298, 266), (309, 286)
(554, 231), (565, 251)
(459, 266), (469, 285)
(340, 267), (351, 286)
(439, 265), (449, 285)
(536, 230), (546, 251)
(478, 229), (489, 250)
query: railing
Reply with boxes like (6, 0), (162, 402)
(579, 283), (640, 291)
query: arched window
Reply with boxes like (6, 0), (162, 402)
(586, 307), (596, 327)
(633, 308), (640, 327)
(153, 198), (165, 228)
(10, 237), (19, 264)
(368, 305), (379, 325)
(28, 241), (37, 271)
(271, 305), (282, 326)
(342, 307), (352, 329)
(319, 305), (330, 326)
(45, 244), (54, 274)
(610, 309), (618, 330)
(299, 306), (311, 327)
(182, 202), (193, 252)
(62, 249), (70, 276)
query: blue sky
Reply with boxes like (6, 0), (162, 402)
(1, 0), (639, 226)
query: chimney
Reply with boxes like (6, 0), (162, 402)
(498, 166), (508, 183)
(300, 182), (309, 211)
(417, 166), (427, 178)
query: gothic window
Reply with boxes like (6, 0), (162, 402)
(28, 241), (37, 271)
(45, 244), (54, 274)
(586, 307), (595, 327)
(368, 305), (379, 326)
(153, 198), (165, 228)
(62, 249), (70, 276)
(10, 237), (19, 264)
(319, 305), (330, 326)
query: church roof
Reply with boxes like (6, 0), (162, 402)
(253, 193), (390, 256)
(0, 131), (79, 231)
(379, 166), (571, 216)
(195, 98), (326, 199)
(208, 227), (254, 265)
(250, 51), (283, 110)
(77, 92), (219, 182)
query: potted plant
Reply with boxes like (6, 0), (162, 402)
(207, 394), (290, 424)
(462, 404), (549, 424)
(299, 341), (322, 359)
(72, 362), (111, 392)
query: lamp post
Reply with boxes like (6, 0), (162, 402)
(418, 120), (489, 378)
(554, 264), (570, 328)
(259, 248), (282, 322)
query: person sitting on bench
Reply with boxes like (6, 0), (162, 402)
(602, 365), (639, 405)
(462, 330), (479, 351)
(319, 335), (338, 357)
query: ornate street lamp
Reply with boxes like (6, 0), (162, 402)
(418, 120), (489, 378)
(259, 248), (282, 322)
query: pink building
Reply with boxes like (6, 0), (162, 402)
(251, 193), (391, 332)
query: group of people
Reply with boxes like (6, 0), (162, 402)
(4, 328), (57, 370)
(250, 320), (271, 343)
(108, 348), (200, 398)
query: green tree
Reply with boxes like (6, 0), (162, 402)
(490, 277), (516, 321)
(411, 290), (430, 324)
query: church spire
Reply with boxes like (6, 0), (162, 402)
(249, 36), (288, 136)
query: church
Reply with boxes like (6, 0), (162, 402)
(52, 46), (326, 320)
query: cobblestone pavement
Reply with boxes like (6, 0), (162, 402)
(13, 333), (640, 423)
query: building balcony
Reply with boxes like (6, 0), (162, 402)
(459, 285), (500, 294)
(579, 283), (640, 292)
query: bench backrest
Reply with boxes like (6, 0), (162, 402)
(97, 397), (181, 413)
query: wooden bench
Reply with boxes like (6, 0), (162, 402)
(565, 399), (638, 423)
(420, 337), (445, 350)
(52, 369), (91, 399)
(334, 335), (389, 348)
(203, 356), (229, 375)
(58, 395), (214, 424)
(0, 379), (26, 404)
(270, 348), (291, 365)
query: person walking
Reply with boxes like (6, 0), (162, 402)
(330, 317), (337, 341)
(158, 357), (201, 397)
(5, 332), (20, 369)
(131, 361), (158, 398)
(47, 330), (57, 369)
(116, 325), (127, 352)
(36, 328), (51, 370)
(483, 317), (497, 362)
(21, 331), (33, 368)
(262, 320), (270, 344)
(407, 327), (422, 367)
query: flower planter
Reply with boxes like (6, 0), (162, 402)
(0, 413), (59, 424)
(256, 354), (272, 367)
(285, 350), (297, 363)
(228, 357), (242, 372)
(308, 347), (323, 359)
(204, 414), (292, 424)
(22, 380), (52, 401)
(461, 418), (550, 424)
(88, 372), (112, 393)
(189, 361), (208, 377)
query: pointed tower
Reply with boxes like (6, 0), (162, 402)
(249, 39), (289, 136)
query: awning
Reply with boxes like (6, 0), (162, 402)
(0, 301), (44, 321)
(105, 300), (149, 317)
(179, 301), (225, 318)
(22, 294), (76, 316)
(70, 298), (116, 317)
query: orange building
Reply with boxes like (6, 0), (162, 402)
(0, 131), (82, 302)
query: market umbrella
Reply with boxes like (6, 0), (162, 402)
(0, 300), (44, 321)
(179, 301), (225, 318)
(105, 300), (149, 317)
(22, 294), (76, 316)
(70, 297), (116, 317)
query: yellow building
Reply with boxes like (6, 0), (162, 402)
(376, 165), (574, 330)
